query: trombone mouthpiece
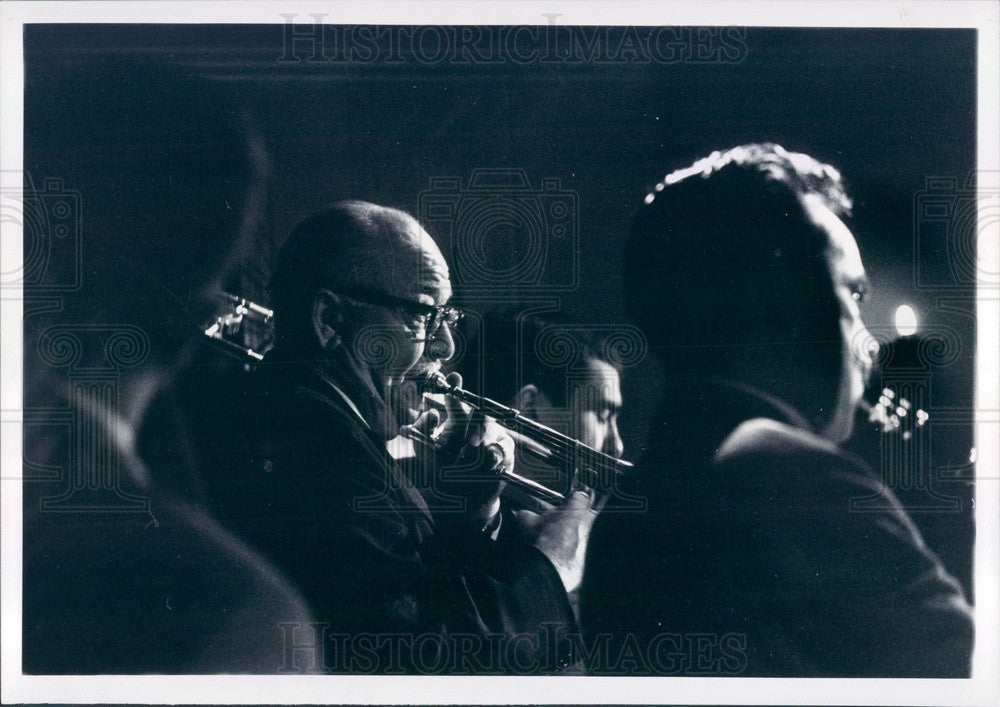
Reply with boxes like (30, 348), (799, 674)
(421, 371), (452, 394)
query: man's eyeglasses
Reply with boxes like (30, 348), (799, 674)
(338, 287), (463, 341)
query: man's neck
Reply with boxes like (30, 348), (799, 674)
(275, 341), (401, 440)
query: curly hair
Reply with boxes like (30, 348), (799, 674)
(645, 142), (852, 216)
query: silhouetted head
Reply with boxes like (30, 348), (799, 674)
(627, 143), (874, 441)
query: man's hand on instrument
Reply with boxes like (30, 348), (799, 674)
(509, 489), (602, 594)
(406, 372), (513, 529)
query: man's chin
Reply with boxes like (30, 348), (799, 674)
(823, 399), (858, 445)
(389, 377), (424, 425)
(389, 365), (445, 425)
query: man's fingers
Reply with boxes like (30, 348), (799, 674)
(410, 408), (440, 436)
(496, 435), (515, 473)
(443, 372), (467, 420)
(510, 508), (543, 532)
(484, 442), (505, 469)
(466, 417), (487, 447)
(563, 488), (596, 511)
(441, 371), (481, 444)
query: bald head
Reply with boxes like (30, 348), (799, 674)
(270, 200), (451, 344)
(332, 201), (450, 303)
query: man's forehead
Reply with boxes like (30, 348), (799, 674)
(410, 232), (451, 305)
(576, 357), (622, 405)
(801, 193), (866, 283)
(374, 210), (451, 304)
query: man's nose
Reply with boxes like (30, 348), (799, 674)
(424, 320), (456, 362)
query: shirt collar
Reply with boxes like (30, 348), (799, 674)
(314, 367), (371, 430)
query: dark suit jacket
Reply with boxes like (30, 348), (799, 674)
(205, 354), (577, 674)
(581, 381), (973, 677)
(23, 372), (318, 674)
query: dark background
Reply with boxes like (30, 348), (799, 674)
(23, 24), (977, 589)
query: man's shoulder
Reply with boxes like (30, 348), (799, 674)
(713, 416), (839, 465)
(253, 368), (363, 431)
(246, 373), (383, 473)
(709, 416), (884, 501)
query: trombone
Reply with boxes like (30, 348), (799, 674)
(203, 292), (274, 363)
(401, 371), (633, 505)
(198, 294), (633, 504)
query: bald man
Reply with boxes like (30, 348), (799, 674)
(205, 201), (593, 674)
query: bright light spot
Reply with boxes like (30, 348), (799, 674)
(894, 304), (919, 336)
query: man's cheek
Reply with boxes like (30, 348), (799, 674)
(841, 317), (870, 402)
(396, 343), (424, 376)
(390, 379), (423, 423)
(577, 412), (601, 449)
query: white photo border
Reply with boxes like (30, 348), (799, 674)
(2, 1), (997, 704)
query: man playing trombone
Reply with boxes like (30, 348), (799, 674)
(450, 311), (627, 619)
(206, 200), (598, 674)
(454, 311), (626, 502)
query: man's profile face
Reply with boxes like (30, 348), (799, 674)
(398, 220), (456, 386)
(532, 356), (624, 459)
(340, 212), (456, 388)
(801, 194), (875, 442)
(570, 357), (625, 458)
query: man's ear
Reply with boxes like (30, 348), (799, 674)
(312, 289), (346, 349)
(514, 384), (544, 419)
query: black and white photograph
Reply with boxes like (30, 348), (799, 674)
(1, 1), (998, 704)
